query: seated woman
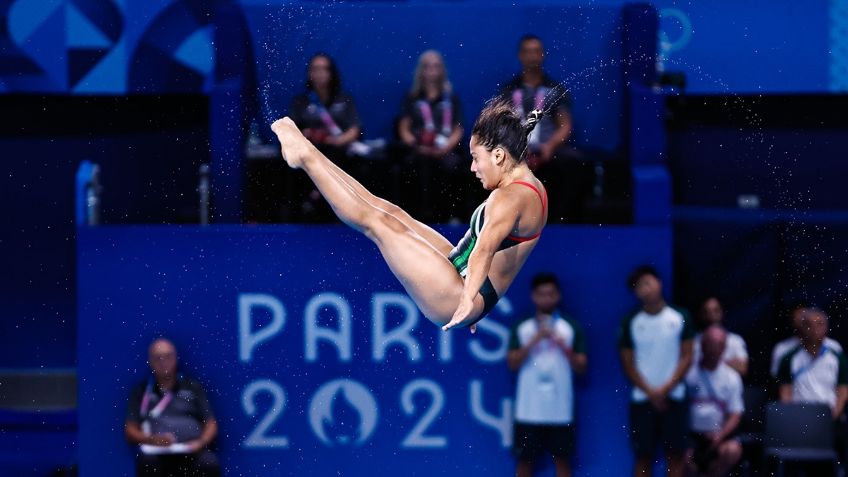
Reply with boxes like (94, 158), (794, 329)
(396, 50), (465, 222)
(271, 101), (547, 331)
(289, 53), (363, 220)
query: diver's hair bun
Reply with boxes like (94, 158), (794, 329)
(524, 109), (543, 135)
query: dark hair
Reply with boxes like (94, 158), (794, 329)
(627, 265), (660, 290)
(471, 98), (542, 162)
(531, 272), (560, 291)
(518, 34), (543, 51)
(306, 52), (341, 100)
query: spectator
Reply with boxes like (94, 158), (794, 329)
(397, 49), (465, 222)
(290, 53), (363, 221)
(686, 325), (744, 477)
(692, 297), (749, 377)
(290, 53), (362, 152)
(770, 304), (843, 377)
(618, 265), (694, 477)
(777, 309), (848, 473)
(508, 273), (587, 477)
(500, 34), (587, 223)
(125, 338), (220, 477)
(777, 309), (848, 417)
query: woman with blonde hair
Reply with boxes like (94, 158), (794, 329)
(396, 50), (466, 222)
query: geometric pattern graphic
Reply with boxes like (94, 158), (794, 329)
(831, 0), (848, 91)
(127, 0), (214, 92)
(67, 0), (122, 89)
(1, 0), (63, 91)
(0, 0), (214, 93)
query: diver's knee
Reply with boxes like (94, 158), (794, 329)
(363, 209), (408, 244)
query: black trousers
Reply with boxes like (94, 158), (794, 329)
(135, 450), (221, 477)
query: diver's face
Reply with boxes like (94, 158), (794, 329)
(469, 136), (501, 190)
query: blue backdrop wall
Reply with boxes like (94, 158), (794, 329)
(2, 0), (842, 95)
(1, 0), (844, 142)
(77, 224), (672, 476)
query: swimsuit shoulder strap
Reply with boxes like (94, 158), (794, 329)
(512, 180), (547, 213)
(504, 180), (547, 243)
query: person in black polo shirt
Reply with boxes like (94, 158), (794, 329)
(290, 53), (362, 153)
(397, 49), (465, 222)
(618, 265), (694, 477)
(500, 35), (588, 224)
(125, 338), (220, 477)
(290, 53), (364, 221)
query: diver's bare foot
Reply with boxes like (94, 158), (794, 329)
(270, 117), (310, 169)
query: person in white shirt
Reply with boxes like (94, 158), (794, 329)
(619, 265), (694, 477)
(777, 309), (848, 417)
(686, 326), (744, 477)
(771, 304), (843, 377)
(777, 309), (848, 472)
(508, 273), (587, 477)
(691, 297), (748, 377)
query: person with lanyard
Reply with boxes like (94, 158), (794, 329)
(770, 303), (843, 377)
(777, 308), (848, 467)
(125, 338), (220, 477)
(290, 53), (364, 221)
(501, 34), (586, 224)
(685, 325), (744, 477)
(507, 273), (587, 477)
(397, 49), (465, 222)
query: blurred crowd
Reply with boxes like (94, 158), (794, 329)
(246, 35), (627, 225)
(508, 266), (845, 477)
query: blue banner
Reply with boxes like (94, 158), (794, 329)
(77, 224), (671, 476)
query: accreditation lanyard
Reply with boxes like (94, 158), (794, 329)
(308, 92), (343, 136)
(696, 368), (728, 415)
(140, 379), (174, 419)
(417, 98), (452, 135)
(511, 87), (546, 119)
(793, 345), (829, 381)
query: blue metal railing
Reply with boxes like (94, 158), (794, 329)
(75, 160), (101, 226)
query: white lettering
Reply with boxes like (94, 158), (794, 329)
(438, 329), (453, 362)
(371, 293), (421, 362)
(238, 294), (286, 363)
(469, 380), (512, 447)
(400, 379), (448, 448)
(468, 320), (510, 363)
(242, 379), (289, 448)
(304, 292), (352, 362)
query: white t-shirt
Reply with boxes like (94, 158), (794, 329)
(685, 363), (744, 433)
(777, 343), (848, 407)
(692, 331), (748, 369)
(509, 313), (586, 424)
(618, 306), (695, 402)
(770, 336), (843, 376)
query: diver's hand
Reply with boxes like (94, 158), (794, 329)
(443, 296), (475, 332)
